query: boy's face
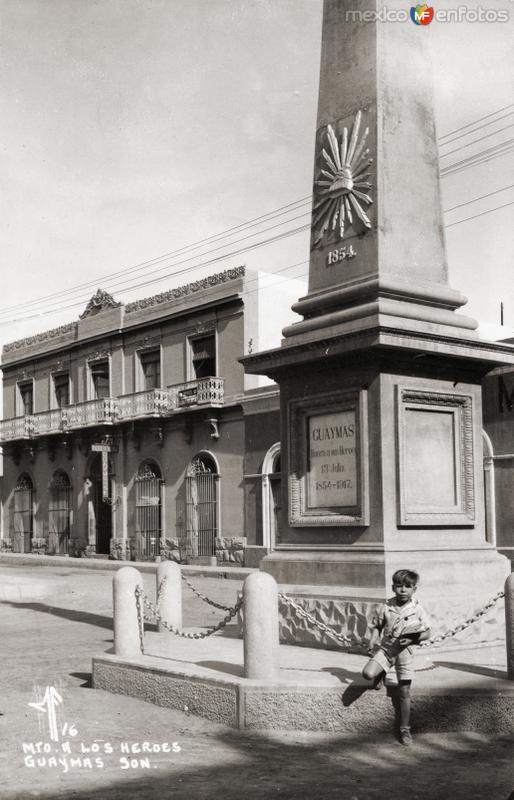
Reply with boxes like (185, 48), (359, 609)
(392, 581), (416, 605)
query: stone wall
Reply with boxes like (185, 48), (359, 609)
(216, 536), (246, 565)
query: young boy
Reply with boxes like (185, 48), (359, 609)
(362, 569), (431, 745)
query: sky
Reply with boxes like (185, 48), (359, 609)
(0, 0), (513, 347)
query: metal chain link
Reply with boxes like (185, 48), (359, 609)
(279, 589), (505, 651)
(135, 584), (243, 640)
(418, 590), (504, 648)
(278, 592), (356, 648)
(180, 573), (233, 612)
(134, 580), (504, 656)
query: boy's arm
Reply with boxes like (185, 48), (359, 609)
(399, 627), (431, 646)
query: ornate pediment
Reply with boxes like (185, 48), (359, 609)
(80, 289), (121, 319)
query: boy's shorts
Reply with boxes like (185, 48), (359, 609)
(370, 645), (415, 682)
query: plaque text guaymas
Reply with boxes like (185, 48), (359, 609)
(307, 410), (357, 508)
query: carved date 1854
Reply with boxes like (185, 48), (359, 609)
(327, 245), (357, 266)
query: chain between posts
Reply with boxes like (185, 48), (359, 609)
(134, 584), (242, 651)
(278, 591), (356, 647)
(180, 573), (233, 612)
(418, 589), (505, 648)
(279, 589), (505, 651)
(134, 578), (504, 657)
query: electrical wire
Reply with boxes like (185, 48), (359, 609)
(1, 107), (513, 327)
(445, 200), (514, 228)
(438, 104), (514, 141)
(444, 185), (514, 213)
(0, 196), (313, 315)
(438, 124), (514, 158)
(438, 112), (514, 148)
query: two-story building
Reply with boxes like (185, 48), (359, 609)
(0, 266), (300, 563)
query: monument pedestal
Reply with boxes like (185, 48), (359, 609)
(242, 0), (513, 647)
(245, 325), (511, 647)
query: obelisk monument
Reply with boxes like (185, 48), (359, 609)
(243, 0), (512, 646)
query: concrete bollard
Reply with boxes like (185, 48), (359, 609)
(113, 567), (143, 658)
(505, 573), (514, 680)
(156, 561), (183, 633)
(243, 571), (280, 681)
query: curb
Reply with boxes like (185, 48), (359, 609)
(0, 552), (254, 581)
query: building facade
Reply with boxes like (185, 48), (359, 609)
(482, 353), (514, 566)
(0, 267), (294, 564)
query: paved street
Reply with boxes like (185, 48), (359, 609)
(0, 562), (512, 800)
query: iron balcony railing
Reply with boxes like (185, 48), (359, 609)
(64, 398), (118, 429)
(116, 389), (173, 421)
(32, 408), (68, 436)
(170, 376), (224, 409)
(0, 378), (225, 443)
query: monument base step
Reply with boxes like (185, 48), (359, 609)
(92, 635), (512, 734)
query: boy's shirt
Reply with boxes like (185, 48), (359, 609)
(372, 597), (431, 644)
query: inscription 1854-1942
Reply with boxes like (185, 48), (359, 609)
(307, 410), (357, 508)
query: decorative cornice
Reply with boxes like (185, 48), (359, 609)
(4, 323), (76, 355)
(134, 335), (161, 351)
(79, 289), (121, 319)
(86, 350), (111, 363)
(125, 266), (246, 313)
(2, 267), (246, 357)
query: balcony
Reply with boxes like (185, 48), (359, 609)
(0, 399), (117, 443)
(0, 378), (225, 444)
(64, 398), (118, 429)
(116, 389), (173, 421)
(169, 377), (224, 409)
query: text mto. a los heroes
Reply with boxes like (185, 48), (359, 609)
(307, 410), (357, 508)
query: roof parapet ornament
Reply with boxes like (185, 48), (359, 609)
(80, 289), (122, 319)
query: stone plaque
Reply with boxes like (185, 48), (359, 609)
(288, 389), (369, 527)
(307, 411), (357, 508)
(397, 388), (475, 526)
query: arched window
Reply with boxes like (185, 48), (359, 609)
(13, 473), (34, 553)
(49, 470), (72, 554)
(261, 443), (281, 550)
(135, 461), (163, 559)
(186, 453), (219, 558)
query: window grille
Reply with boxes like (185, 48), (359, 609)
(135, 461), (162, 559)
(13, 474), (34, 553)
(186, 455), (218, 557)
(49, 470), (72, 554)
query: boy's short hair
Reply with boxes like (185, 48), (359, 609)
(392, 569), (419, 587)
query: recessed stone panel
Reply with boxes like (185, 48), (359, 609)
(397, 388), (475, 526)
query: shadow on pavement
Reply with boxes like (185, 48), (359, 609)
(196, 660), (244, 677)
(3, 601), (112, 629)
(433, 660), (508, 680)
(5, 726), (513, 800)
(69, 672), (92, 688)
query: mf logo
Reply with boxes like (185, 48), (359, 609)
(410, 3), (435, 24)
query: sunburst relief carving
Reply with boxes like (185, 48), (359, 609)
(312, 110), (373, 247)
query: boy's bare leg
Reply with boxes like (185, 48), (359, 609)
(362, 659), (386, 688)
(399, 680), (413, 744)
